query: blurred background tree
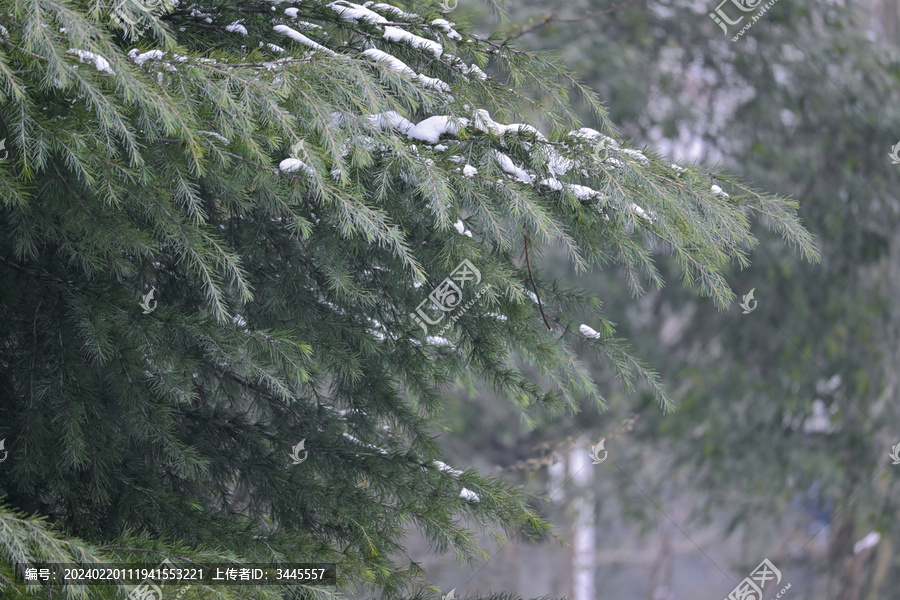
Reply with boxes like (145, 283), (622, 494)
(415, 1), (900, 599)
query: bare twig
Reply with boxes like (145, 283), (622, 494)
(524, 231), (553, 331)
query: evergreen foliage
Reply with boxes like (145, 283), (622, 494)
(0, 1), (817, 599)
(504, 0), (900, 594)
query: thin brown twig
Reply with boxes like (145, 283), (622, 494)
(523, 231), (553, 331)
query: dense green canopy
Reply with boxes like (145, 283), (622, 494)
(0, 2), (816, 600)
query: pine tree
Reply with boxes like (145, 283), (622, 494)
(0, 2), (817, 600)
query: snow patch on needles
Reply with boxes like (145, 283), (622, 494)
(368, 111), (415, 134)
(430, 18), (462, 40)
(274, 25), (337, 55)
(226, 21), (248, 35)
(630, 203), (655, 222)
(383, 26), (442, 58)
(472, 109), (505, 136)
(711, 184), (730, 198)
(434, 460), (463, 477)
(417, 74), (451, 93)
(471, 110), (544, 140)
(407, 116), (468, 143)
(363, 48), (415, 76)
(279, 158), (316, 178)
(69, 49), (114, 74)
(189, 7), (213, 23)
(495, 152), (534, 184)
(363, 49), (450, 93)
(199, 130), (230, 144)
(569, 127), (602, 142)
(462, 164), (478, 178)
(464, 63), (488, 80)
(426, 335), (454, 347)
(128, 49), (166, 66)
(459, 488), (480, 502)
(328, 1), (388, 24)
(283, 11), (321, 30)
(454, 220), (473, 237)
(580, 324), (603, 339)
(370, 3), (419, 20)
(567, 184), (605, 200)
(342, 432), (389, 455)
(540, 178), (563, 191)
(619, 148), (648, 164)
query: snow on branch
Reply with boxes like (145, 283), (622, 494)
(274, 25), (338, 55)
(580, 324), (603, 339)
(68, 49), (114, 74)
(266, 0), (669, 234)
(225, 21), (248, 36)
(382, 26), (442, 58)
(328, 1), (388, 25)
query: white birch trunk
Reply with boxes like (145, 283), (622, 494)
(570, 439), (596, 600)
